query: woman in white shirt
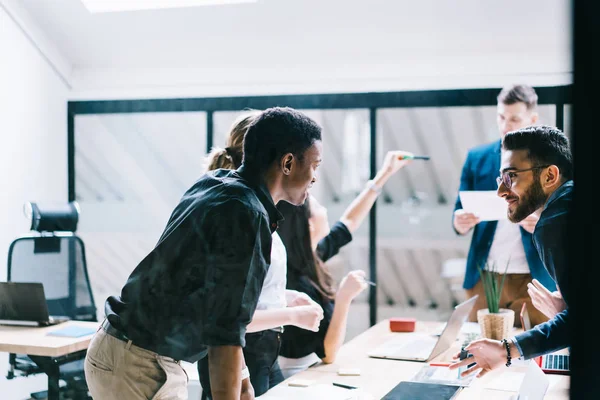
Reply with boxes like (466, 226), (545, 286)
(197, 111), (324, 399)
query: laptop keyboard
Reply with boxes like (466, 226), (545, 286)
(543, 354), (569, 370)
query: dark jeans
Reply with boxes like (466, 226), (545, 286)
(198, 330), (284, 399)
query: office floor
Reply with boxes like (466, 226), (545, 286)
(0, 302), (450, 400)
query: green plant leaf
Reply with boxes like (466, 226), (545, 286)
(477, 259), (509, 314)
(496, 258), (511, 311)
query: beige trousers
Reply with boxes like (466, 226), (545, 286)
(465, 273), (550, 328)
(84, 329), (188, 400)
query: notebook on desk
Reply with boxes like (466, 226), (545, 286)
(47, 325), (97, 338)
(0, 282), (70, 327)
(367, 295), (477, 362)
(520, 303), (570, 375)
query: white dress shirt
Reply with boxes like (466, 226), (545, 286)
(255, 231), (288, 310)
(487, 220), (530, 274)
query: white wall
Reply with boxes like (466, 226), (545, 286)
(0, 3), (71, 280)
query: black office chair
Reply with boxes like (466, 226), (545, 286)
(6, 202), (97, 400)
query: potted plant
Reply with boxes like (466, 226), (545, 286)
(476, 260), (515, 340)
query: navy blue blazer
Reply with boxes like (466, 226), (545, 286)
(453, 139), (556, 291)
(515, 181), (573, 358)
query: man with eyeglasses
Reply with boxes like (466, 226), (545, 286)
(452, 84), (556, 327)
(449, 125), (573, 377)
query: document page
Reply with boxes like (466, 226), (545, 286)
(459, 191), (508, 221)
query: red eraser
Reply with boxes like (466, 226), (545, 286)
(389, 318), (416, 332)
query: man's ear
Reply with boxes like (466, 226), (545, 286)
(530, 112), (539, 125)
(543, 165), (561, 188)
(281, 153), (294, 175)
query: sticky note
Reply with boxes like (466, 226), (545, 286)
(287, 379), (313, 387)
(337, 368), (361, 376)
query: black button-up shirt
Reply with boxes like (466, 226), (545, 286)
(105, 166), (283, 363)
(280, 221), (353, 359)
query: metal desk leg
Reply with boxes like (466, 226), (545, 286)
(29, 350), (88, 400)
(46, 362), (61, 400)
(28, 355), (60, 400)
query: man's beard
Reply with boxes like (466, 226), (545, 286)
(508, 180), (547, 223)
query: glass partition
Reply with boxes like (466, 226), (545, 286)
(74, 112), (207, 311)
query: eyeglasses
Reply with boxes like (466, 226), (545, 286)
(496, 165), (550, 188)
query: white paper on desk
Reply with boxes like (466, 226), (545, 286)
(411, 365), (476, 387)
(459, 191), (508, 221)
(257, 385), (372, 400)
(484, 371), (524, 392)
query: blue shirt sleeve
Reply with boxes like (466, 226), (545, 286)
(453, 151), (473, 234)
(514, 309), (570, 359)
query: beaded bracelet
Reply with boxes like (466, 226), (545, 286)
(501, 338), (512, 367)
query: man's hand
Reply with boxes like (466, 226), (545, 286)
(291, 304), (324, 332)
(240, 377), (254, 400)
(448, 338), (512, 378)
(528, 279), (567, 319)
(518, 213), (539, 234)
(453, 209), (480, 235)
(286, 289), (316, 308)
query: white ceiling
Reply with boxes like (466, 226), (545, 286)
(10, 0), (571, 97)
(19, 0), (570, 70)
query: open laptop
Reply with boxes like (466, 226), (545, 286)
(0, 282), (70, 326)
(520, 302), (570, 375)
(368, 295), (478, 362)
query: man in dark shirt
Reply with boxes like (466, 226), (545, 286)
(84, 107), (324, 400)
(450, 125), (573, 377)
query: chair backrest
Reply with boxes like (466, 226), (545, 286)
(7, 234), (97, 322)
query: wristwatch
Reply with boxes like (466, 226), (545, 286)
(241, 366), (250, 380)
(366, 179), (383, 195)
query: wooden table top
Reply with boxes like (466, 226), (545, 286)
(0, 320), (99, 357)
(261, 319), (570, 399)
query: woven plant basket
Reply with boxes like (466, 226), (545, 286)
(477, 308), (515, 340)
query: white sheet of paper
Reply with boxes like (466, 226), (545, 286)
(517, 361), (550, 400)
(484, 371), (524, 392)
(257, 384), (372, 400)
(459, 191), (508, 221)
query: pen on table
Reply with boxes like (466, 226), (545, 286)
(333, 382), (358, 390)
(429, 362), (451, 367)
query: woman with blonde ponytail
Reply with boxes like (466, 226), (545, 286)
(204, 112), (249, 171)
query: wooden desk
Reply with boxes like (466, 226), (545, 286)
(0, 321), (99, 400)
(262, 319), (570, 399)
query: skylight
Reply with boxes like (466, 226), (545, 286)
(80, 0), (257, 13)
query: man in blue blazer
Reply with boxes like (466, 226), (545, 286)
(450, 125), (573, 376)
(453, 84), (556, 327)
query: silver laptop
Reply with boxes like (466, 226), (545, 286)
(368, 295), (478, 362)
(0, 282), (70, 326)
